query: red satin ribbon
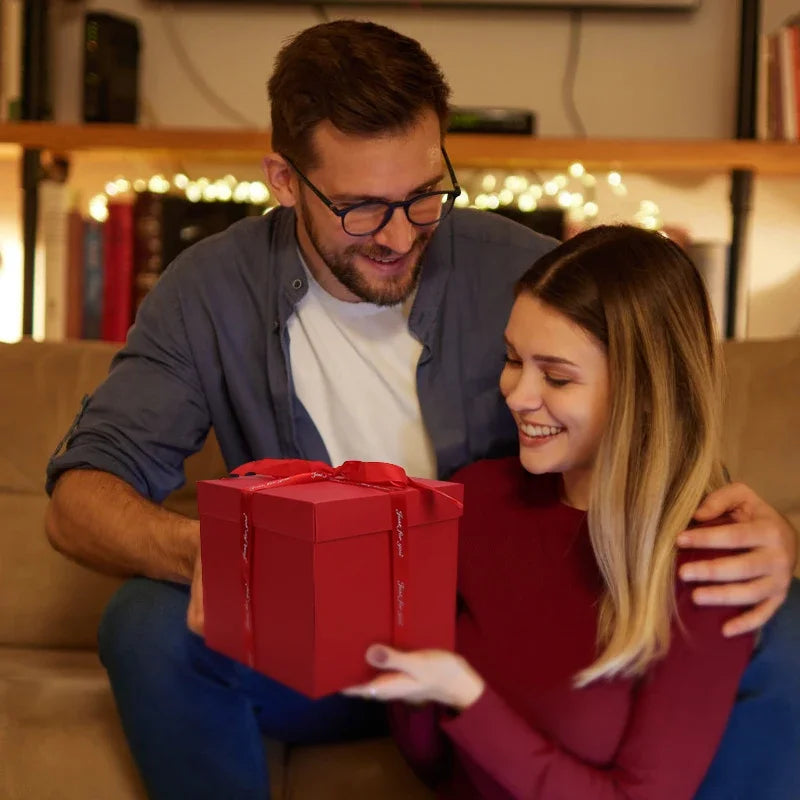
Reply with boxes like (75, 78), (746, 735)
(229, 459), (462, 666)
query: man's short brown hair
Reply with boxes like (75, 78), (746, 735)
(268, 20), (451, 169)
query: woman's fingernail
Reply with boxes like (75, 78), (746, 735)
(367, 646), (388, 665)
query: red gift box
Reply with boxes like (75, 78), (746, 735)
(197, 459), (463, 698)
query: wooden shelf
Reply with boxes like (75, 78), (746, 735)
(1, 122), (799, 175)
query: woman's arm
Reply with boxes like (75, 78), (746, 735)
(346, 583), (754, 800)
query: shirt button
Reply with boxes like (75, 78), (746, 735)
(272, 320), (280, 332)
(292, 278), (303, 290)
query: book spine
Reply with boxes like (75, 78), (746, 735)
(779, 26), (798, 141)
(101, 200), (135, 343)
(81, 219), (104, 339)
(1, 0), (23, 121)
(65, 208), (84, 339)
(793, 26), (800, 143)
(132, 191), (165, 315)
(767, 33), (783, 140)
(39, 179), (69, 341)
(756, 33), (769, 140)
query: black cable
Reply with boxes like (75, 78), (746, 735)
(562, 10), (587, 138)
(160, 2), (260, 128)
(314, 5), (331, 23)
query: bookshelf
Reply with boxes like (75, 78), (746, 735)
(1, 122), (800, 174)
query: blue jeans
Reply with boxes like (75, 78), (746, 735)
(695, 577), (800, 800)
(100, 578), (800, 800)
(98, 579), (387, 800)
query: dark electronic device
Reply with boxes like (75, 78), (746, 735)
(83, 12), (141, 123)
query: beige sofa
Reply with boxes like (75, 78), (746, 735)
(1, 336), (798, 800)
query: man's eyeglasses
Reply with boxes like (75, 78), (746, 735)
(283, 148), (462, 237)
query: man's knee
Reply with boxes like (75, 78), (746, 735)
(749, 578), (800, 698)
(98, 577), (190, 671)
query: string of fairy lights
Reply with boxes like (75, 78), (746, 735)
(88, 161), (664, 232)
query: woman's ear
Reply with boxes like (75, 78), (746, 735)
(263, 153), (297, 207)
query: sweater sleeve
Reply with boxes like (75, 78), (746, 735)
(46, 261), (212, 502)
(439, 582), (754, 800)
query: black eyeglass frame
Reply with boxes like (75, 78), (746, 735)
(283, 147), (462, 237)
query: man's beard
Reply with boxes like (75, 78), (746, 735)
(300, 198), (432, 306)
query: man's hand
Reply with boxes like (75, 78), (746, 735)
(341, 645), (485, 711)
(187, 548), (204, 636)
(678, 482), (798, 637)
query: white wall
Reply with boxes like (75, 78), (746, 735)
(1, 0), (798, 340)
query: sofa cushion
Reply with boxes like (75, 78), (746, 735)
(721, 338), (800, 519)
(0, 339), (119, 495)
(283, 737), (434, 799)
(0, 493), (122, 648)
(0, 647), (286, 799)
(0, 647), (146, 800)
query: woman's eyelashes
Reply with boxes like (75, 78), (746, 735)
(504, 353), (572, 387)
(544, 374), (571, 388)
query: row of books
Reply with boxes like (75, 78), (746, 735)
(760, 18), (800, 142)
(40, 184), (264, 342)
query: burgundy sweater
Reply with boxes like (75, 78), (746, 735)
(389, 458), (754, 800)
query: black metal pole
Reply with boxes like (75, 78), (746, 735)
(20, 0), (50, 337)
(727, 0), (760, 339)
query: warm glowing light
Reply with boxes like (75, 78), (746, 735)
(504, 175), (528, 194)
(249, 182), (269, 204)
(584, 201), (599, 217)
(640, 200), (660, 215)
(186, 183), (203, 203)
(568, 162), (585, 178)
(607, 171), (622, 187)
(641, 216), (659, 230)
(89, 194), (109, 222)
(214, 180), (233, 202)
(481, 174), (497, 192)
(233, 182), (251, 203)
(517, 194), (537, 212)
(148, 174), (170, 194)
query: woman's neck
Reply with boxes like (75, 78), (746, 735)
(560, 469), (592, 511)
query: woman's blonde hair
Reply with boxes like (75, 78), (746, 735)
(515, 225), (727, 686)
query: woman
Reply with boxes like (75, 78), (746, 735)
(343, 224), (754, 799)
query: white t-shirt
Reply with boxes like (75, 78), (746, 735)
(287, 263), (437, 480)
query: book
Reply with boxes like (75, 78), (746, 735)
(766, 32), (783, 140)
(778, 25), (798, 142)
(0, 0), (23, 120)
(101, 200), (134, 342)
(81, 219), (104, 339)
(132, 191), (263, 311)
(65, 208), (84, 339)
(39, 179), (69, 340)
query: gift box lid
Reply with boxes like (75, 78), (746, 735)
(197, 474), (463, 543)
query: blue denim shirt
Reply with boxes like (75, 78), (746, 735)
(46, 207), (555, 500)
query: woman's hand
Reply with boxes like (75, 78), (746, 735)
(341, 645), (486, 711)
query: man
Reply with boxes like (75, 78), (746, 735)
(45, 20), (798, 800)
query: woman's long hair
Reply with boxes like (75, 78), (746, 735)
(515, 225), (727, 686)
